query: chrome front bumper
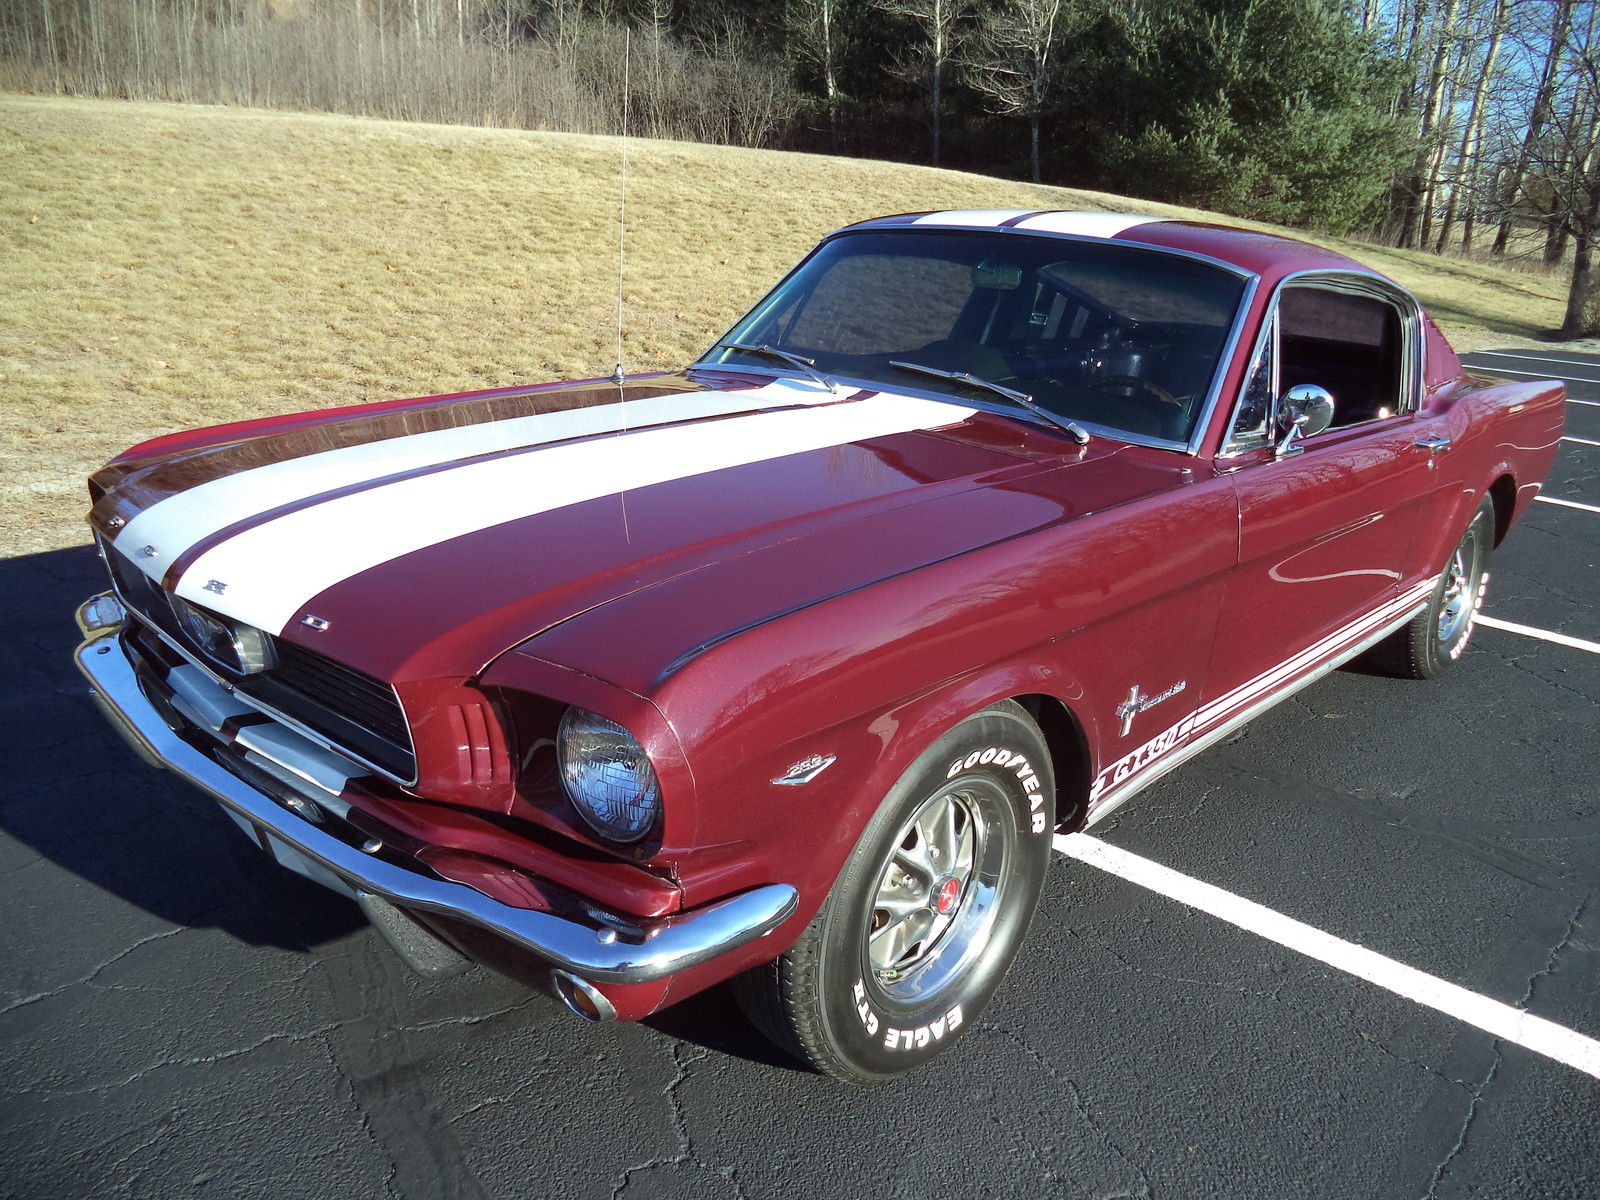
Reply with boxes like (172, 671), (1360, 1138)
(73, 594), (798, 986)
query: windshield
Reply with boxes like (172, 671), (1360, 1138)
(703, 230), (1249, 445)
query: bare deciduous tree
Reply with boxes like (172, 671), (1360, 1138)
(786, 0), (849, 144)
(962, 0), (1086, 184)
(874, 0), (969, 165)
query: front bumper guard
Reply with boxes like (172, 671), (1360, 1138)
(73, 595), (798, 986)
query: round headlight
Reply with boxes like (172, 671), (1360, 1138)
(557, 707), (661, 843)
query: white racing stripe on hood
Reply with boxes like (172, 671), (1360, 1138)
(116, 383), (819, 582)
(174, 391), (978, 634)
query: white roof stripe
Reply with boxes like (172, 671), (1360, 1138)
(171, 386), (977, 634)
(910, 210), (1032, 227)
(1012, 212), (1168, 238)
(905, 210), (1168, 238)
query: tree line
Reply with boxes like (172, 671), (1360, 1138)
(4, 0), (1600, 335)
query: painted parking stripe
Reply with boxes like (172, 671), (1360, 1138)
(1468, 364), (1600, 386)
(1536, 495), (1600, 514)
(1472, 366), (1600, 385)
(1562, 435), (1600, 447)
(1475, 615), (1600, 655)
(1056, 833), (1600, 1081)
(1469, 348), (1600, 365)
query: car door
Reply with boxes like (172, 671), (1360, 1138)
(1201, 275), (1437, 730)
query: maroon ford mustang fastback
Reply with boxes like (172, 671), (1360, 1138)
(75, 211), (1564, 1081)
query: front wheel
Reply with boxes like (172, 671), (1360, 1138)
(1371, 496), (1494, 679)
(734, 701), (1054, 1083)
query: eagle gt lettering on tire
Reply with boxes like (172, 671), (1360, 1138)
(734, 700), (1054, 1083)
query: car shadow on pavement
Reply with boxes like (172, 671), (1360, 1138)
(644, 982), (809, 1072)
(1, 543), (365, 951)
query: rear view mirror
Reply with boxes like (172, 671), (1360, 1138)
(972, 258), (1023, 290)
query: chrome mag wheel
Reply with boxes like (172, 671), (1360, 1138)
(865, 781), (1011, 1003)
(1436, 544), (1477, 643)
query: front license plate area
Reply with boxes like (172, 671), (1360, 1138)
(223, 810), (358, 899)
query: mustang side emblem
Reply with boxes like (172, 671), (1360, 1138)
(1116, 681), (1188, 736)
(773, 754), (837, 786)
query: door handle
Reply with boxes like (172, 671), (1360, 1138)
(1414, 435), (1453, 456)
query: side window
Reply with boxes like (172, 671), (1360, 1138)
(1277, 286), (1405, 429)
(1224, 316), (1276, 454)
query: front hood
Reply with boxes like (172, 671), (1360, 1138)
(93, 371), (1118, 680)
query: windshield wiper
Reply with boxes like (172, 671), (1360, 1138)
(716, 342), (838, 393)
(890, 361), (1090, 445)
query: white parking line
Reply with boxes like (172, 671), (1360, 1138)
(1470, 364), (1600, 385)
(1536, 495), (1600, 514)
(1056, 833), (1600, 1081)
(1563, 435), (1600, 447)
(1475, 615), (1600, 654)
(1568, 399), (1600, 408)
(1470, 350), (1586, 361)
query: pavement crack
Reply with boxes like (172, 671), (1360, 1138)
(399, 994), (539, 1032)
(1421, 1048), (1500, 1198)
(610, 1042), (746, 1200)
(1419, 893), (1589, 1198)
(978, 1024), (1153, 1199)
(0, 926), (185, 1017)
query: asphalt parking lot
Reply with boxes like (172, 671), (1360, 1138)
(2, 348), (1596, 1200)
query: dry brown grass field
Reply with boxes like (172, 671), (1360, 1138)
(0, 94), (1571, 556)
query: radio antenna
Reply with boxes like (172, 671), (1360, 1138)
(609, 26), (631, 389)
(612, 27), (632, 545)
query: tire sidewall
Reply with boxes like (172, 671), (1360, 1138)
(1421, 499), (1493, 675)
(811, 704), (1054, 1080)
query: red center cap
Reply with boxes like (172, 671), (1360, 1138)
(936, 878), (962, 915)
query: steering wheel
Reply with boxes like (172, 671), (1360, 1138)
(1090, 374), (1185, 410)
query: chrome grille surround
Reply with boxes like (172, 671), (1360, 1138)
(97, 537), (417, 784)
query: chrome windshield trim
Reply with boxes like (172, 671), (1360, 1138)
(695, 226), (1262, 458)
(821, 221), (1259, 280)
(1182, 273), (1261, 456)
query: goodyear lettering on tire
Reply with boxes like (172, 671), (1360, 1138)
(852, 977), (964, 1051)
(945, 748), (1047, 834)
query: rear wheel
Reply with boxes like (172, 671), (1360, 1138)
(735, 701), (1054, 1083)
(1371, 496), (1494, 679)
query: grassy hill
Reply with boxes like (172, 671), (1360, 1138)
(0, 94), (1569, 556)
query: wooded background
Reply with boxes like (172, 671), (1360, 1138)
(4, 0), (1599, 336)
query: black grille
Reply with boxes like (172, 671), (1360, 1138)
(100, 538), (416, 780)
(268, 640), (412, 750)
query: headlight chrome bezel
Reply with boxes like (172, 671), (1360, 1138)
(556, 706), (662, 844)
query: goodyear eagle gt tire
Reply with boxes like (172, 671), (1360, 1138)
(1372, 495), (1494, 679)
(734, 700), (1054, 1083)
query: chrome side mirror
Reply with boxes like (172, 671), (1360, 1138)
(1274, 384), (1336, 458)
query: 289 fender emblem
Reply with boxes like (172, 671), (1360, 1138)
(946, 747), (1048, 833)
